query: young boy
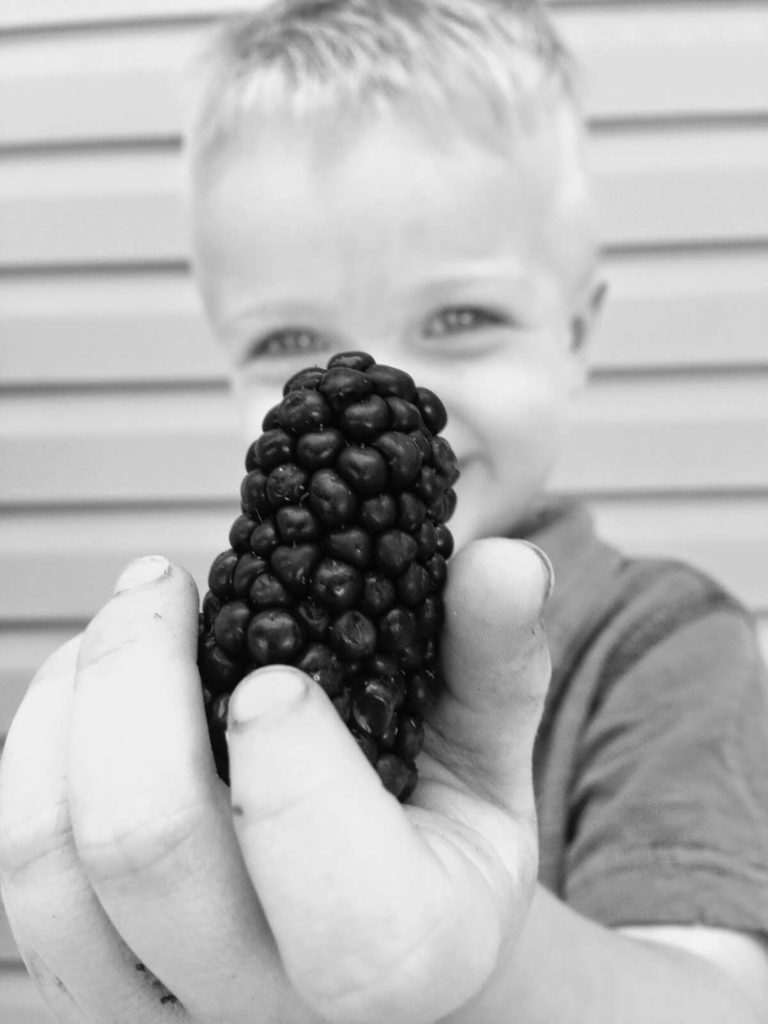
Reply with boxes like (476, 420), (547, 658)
(1, 1), (768, 1022)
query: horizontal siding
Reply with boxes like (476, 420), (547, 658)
(557, 3), (768, 121)
(0, 269), (227, 384)
(2, 125), (767, 269)
(2, 0), (767, 973)
(14, 0), (755, 29)
(0, 23), (197, 148)
(0, 0), (219, 28)
(593, 124), (768, 246)
(590, 249), (768, 370)
(0, 966), (55, 1024)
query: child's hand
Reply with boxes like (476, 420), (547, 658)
(0, 540), (552, 1024)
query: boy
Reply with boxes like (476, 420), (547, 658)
(1, 1), (768, 1021)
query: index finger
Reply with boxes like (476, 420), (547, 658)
(67, 556), (286, 1020)
(0, 636), (184, 1024)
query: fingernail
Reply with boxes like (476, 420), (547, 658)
(518, 541), (555, 605)
(230, 667), (307, 727)
(114, 556), (170, 594)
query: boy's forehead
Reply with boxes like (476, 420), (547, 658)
(194, 106), (590, 307)
(205, 99), (567, 195)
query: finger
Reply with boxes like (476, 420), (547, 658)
(0, 637), (178, 1024)
(424, 538), (553, 813)
(67, 557), (286, 1021)
(227, 666), (504, 1024)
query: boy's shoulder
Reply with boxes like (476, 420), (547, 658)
(520, 497), (761, 693)
(530, 499), (768, 923)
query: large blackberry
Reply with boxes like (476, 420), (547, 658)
(198, 352), (458, 802)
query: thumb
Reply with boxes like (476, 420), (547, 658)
(225, 667), (489, 1024)
(428, 538), (553, 811)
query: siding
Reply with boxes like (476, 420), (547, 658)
(1, 1), (767, 1015)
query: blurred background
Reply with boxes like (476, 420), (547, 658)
(1, 1), (767, 1019)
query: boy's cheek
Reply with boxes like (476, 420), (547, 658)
(231, 378), (276, 442)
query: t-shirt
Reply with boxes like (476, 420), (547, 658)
(516, 498), (768, 936)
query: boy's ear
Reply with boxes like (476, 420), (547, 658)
(570, 278), (608, 355)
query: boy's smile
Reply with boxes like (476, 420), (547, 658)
(191, 110), (593, 548)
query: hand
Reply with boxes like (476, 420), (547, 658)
(0, 539), (553, 1024)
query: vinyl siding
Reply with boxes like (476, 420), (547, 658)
(1, 2), (768, 1015)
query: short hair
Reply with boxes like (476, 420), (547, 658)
(185, 0), (582, 161)
(182, 0), (597, 286)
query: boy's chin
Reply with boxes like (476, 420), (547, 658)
(446, 505), (500, 553)
(449, 495), (544, 551)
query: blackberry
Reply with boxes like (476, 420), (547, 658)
(198, 352), (459, 802)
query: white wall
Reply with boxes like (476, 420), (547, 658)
(1, 1), (767, 1011)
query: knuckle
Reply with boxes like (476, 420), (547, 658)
(30, 634), (82, 689)
(77, 628), (144, 678)
(74, 799), (206, 886)
(0, 796), (73, 882)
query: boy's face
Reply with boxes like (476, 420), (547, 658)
(191, 109), (592, 549)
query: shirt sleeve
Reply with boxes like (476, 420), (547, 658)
(563, 597), (768, 937)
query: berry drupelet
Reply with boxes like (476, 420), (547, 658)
(198, 351), (459, 802)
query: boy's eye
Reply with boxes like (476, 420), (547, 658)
(247, 327), (326, 359)
(424, 306), (507, 337)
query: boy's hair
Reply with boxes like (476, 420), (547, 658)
(185, 0), (581, 164)
(183, 0), (596, 287)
